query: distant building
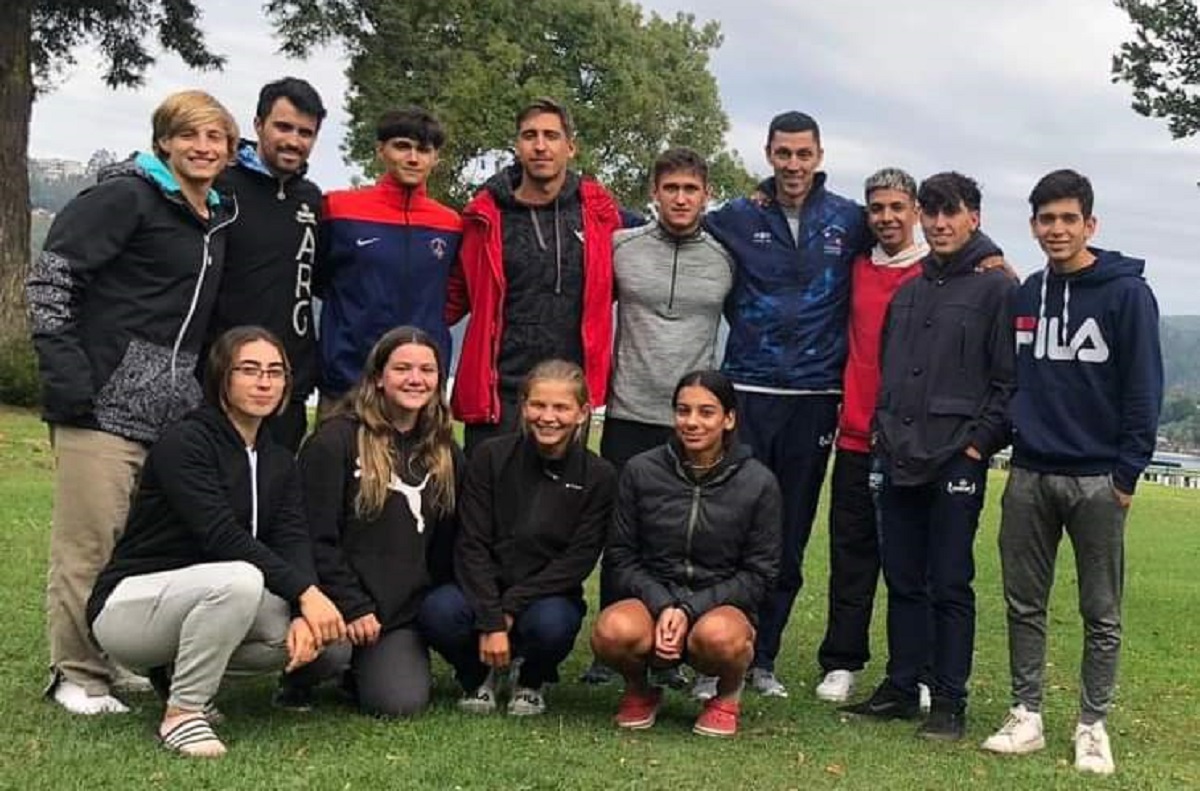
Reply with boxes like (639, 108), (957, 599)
(32, 158), (87, 181)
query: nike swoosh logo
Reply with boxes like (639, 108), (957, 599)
(355, 237), (380, 247)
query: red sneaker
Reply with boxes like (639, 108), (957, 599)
(615, 687), (662, 730)
(693, 697), (740, 737)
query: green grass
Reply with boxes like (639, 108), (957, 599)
(1, 405), (1197, 790)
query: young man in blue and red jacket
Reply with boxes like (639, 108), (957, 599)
(446, 97), (624, 455)
(981, 170), (1162, 775)
(315, 108), (463, 412)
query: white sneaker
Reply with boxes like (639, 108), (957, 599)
(507, 686), (546, 717)
(52, 679), (130, 715)
(815, 669), (857, 703)
(1074, 720), (1115, 775)
(458, 669), (499, 715)
(919, 682), (932, 714)
(747, 668), (788, 698)
(691, 674), (719, 701)
(981, 704), (1046, 754)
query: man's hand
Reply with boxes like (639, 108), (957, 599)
(346, 613), (382, 647)
(285, 617), (318, 673)
(479, 631), (511, 668)
(1113, 486), (1133, 509)
(298, 586), (346, 647)
(653, 607), (690, 661)
(965, 446), (983, 461)
(976, 254), (1019, 282)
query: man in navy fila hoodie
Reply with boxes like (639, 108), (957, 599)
(982, 170), (1162, 776)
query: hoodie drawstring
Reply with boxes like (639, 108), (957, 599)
(1037, 266), (1073, 351)
(530, 200), (564, 295)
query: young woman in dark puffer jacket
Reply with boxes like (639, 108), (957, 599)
(591, 370), (782, 738)
(285, 326), (462, 717)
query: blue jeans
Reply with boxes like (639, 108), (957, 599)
(417, 584), (585, 691)
(879, 453), (987, 705)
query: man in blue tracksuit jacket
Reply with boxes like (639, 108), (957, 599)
(981, 169), (1162, 775)
(704, 111), (869, 697)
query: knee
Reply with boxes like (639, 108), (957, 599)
(359, 682), (430, 719)
(591, 608), (651, 659)
(522, 600), (581, 650)
(688, 620), (753, 666)
(418, 585), (472, 639)
(222, 562), (266, 602)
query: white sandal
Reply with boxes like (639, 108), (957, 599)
(158, 714), (226, 758)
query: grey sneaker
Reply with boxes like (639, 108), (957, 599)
(458, 670), (499, 715)
(507, 686), (546, 717)
(650, 664), (690, 691)
(691, 674), (719, 701)
(747, 668), (788, 698)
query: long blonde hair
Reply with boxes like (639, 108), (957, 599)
(340, 327), (456, 519)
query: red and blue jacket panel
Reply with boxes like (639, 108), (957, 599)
(315, 174), (462, 397)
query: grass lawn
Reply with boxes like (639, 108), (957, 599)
(0, 405), (1197, 790)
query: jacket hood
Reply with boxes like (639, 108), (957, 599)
(100, 152), (223, 208)
(922, 230), (1002, 278)
(234, 138), (312, 180)
(484, 163), (580, 209)
(1033, 248), (1146, 354)
(191, 403), (267, 449)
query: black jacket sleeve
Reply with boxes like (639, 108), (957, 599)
(678, 470), (782, 621)
(967, 276), (1018, 457)
(298, 422), (376, 621)
(153, 426), (315, 603)
(26, 179), (143, 420)
(607, 465), (678, 618)
(454, 443), (506, 631)
(499, 461), (615, 616)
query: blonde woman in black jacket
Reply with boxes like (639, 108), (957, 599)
(285, 326), (462, 717)
(419, 360), (616, 717)
(591, 370), (781, 738)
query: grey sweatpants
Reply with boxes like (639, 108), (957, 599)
(92, 561), (290, 710)
(289, 627), (432, 717)
(998, 468), (1128, 723)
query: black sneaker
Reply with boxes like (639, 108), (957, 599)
(578, 661), (619, 685)
(273, 680), (314, 712)
(840, 680), (922, 720)
(650, 664), (691, 691)
(918, 698), (966, 741)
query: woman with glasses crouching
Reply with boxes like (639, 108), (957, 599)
(87, 326), (345, 757)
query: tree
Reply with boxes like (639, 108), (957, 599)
(266, 0), (754, 207)
(1112, 0), (1200, 138)
(0, 1), (224, 403)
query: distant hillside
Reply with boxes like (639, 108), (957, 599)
(1162, 316), (1200, 394)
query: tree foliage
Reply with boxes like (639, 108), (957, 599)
(266, 0), (754, 207)
(1112, 0), (1200, 138)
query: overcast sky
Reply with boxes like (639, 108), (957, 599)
(29, 0), (1200, 313)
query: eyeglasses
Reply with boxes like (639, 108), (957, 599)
(231, 364), (289, 382)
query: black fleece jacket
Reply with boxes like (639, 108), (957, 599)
(455, 433), (615, 632)
(875, 231), (1016, 485)
(606, 440), (781, 623)
(87, 405), (318, 626)
(299, 415), (462, 630)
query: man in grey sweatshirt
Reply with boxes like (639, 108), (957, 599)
(579, 147), (734, 687)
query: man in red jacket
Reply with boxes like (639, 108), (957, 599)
(446, 98), (623, 454)
(814, 168), (927, 704)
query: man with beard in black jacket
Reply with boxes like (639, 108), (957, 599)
(843, 172), (1015, 741)
(207, 78), (326, 451)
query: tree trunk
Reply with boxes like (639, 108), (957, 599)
(0, 0), (34, 347)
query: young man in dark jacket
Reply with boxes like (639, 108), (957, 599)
(981, 170), (1162, 775)
(703, 111), (869, 697)
(208, 77), (326, 451)
(844, 172), (1015, 741)
(26, 90), (240, 714)
(446, 98), (624, 454)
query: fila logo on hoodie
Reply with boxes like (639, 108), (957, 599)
(1014, 315), (1110, 363)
